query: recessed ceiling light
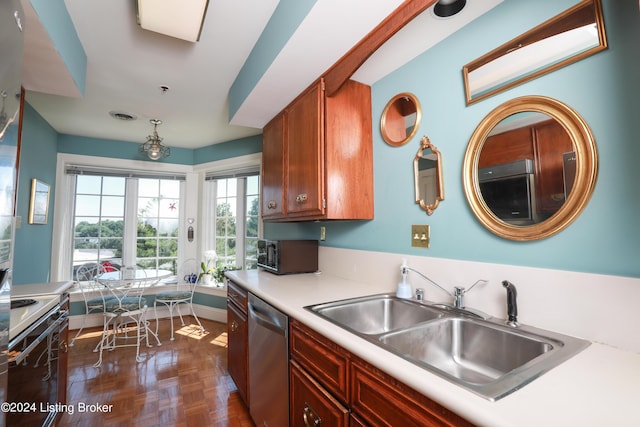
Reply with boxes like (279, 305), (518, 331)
(433, 0), (466, 18)
(109, 111), (137, 121)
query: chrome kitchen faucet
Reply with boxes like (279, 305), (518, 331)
(401, 264), (487, 310)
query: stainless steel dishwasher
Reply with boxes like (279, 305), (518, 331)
(248, 293), (289, 427)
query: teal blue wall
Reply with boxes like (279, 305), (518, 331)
(229, 0), (317, 119)
(58, 134), (196, 165)
(265, 0), (640, 278)
(194, 135), (262, 164)
(16, 0), (640, 286)
(13, 104), (261, 285)
(29, 0), (86, 94)
(69, 293), (226, 316)
(14, 104), (57, 284)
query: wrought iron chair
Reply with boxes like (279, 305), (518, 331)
(94, 265), (161, 367)
(154, 258), (205, 341)
(70, 262), (118, 347)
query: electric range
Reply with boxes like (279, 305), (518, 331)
(9, 295), (59, 340)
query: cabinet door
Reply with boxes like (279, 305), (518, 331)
(350, 360), (474, 427)
(478, 126), (534, 168)
(262, 113), (286, 219)
(533, 119), (574, 213)
(286, 82), (325, 217)
(290, 361), (349, 427)
(227, 301), (249, 405)
(290, 319), (349, 403)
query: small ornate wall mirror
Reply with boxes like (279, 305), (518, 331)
(414, 136), (444, 215)
(381, 93), (421, 146)
(463, 96), (598, 240)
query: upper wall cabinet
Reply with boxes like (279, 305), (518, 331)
(262, 113), (286, 219)
(261, 79), (373, 222)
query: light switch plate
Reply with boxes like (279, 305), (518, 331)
(411, 225), (430, 248)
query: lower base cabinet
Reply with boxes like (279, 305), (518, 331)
(290, 319), (474, 427)
(290, 360), (349, 427)
(350, 359), (473, 427)
(56, 293), (70, 426)
(227, 280), (249, 406)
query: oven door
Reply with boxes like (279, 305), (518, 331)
(7, 305), (67, 427)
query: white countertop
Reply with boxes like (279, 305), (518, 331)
(227, 269), (640, 427)
(9, 294), (60, 340)
(10, 281), (74, 340)
(11, 281), (74, 298)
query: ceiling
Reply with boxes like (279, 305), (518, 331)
(21, 0), (502, 151)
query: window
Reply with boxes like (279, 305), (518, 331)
(72, 175), (125, 276)
(136, 179), (180, 271)
(52, 154), (260, 283)
(70, 172), (184, 278)
(207, 173), (260, 270)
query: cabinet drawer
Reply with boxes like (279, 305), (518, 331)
(350, 360), (475, 427)
(290, 320), (349, 403)
(290, 361), (349, 427)
(227, 280), (247, 313)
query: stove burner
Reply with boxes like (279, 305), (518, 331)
(10, 299), (38, 309)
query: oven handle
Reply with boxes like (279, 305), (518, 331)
(9, 310), (68, 366)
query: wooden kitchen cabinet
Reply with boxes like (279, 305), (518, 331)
(350, 359), (474, 427)
(261, 112), (286, 219)
(290, 319), (349, 403)
(289, 319), (474, 426)
(290, 360), (349, 427)
(478, 126), (534, 169)
(478, 119), (573, 216)
(533, 119), (574, 213)
(227, 280), (249, 406)
(261, 78), (374, 221)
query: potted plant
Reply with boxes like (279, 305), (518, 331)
(198, 250), (218, 285)
(214, 264), (242, 286)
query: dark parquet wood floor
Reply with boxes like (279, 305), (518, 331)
(58, 317), (254, 427)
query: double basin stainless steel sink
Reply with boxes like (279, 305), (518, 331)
(306, 294), (590, 401)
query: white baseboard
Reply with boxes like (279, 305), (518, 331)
(69, 304), (227, 330)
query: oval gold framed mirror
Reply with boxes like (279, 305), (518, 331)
(381, 92), (421, 146)
(463, 96), (598, 240)
(414, 136), (444, 215)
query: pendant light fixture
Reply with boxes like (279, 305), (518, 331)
(139, 119), (170, 160)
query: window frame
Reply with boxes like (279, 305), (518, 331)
(52, 153), (261, 282)
(205, 173), (261, 270)
(51, 154), (194, 281)
(201, 164), (262, 271)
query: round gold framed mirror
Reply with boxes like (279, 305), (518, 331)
(380, 92), (421, 146)
(463, 96), (598, 241)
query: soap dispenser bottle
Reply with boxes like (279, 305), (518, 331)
(396, 259), (412, 299)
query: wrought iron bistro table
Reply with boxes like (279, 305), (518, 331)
(92, 267), (172, 366)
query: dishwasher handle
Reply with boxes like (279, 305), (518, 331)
(248, 300), (287, 335)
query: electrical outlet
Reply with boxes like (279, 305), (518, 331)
(411, 225), (430, 248)
(320, 226), (326, 241)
